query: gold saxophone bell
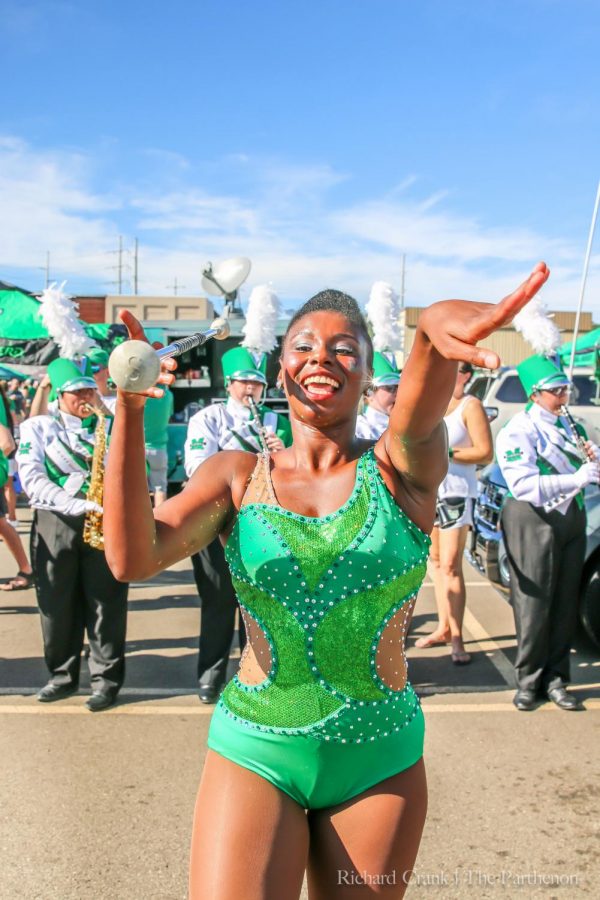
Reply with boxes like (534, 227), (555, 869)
(82, 404), (106, 551)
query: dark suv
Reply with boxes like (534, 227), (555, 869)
(466, 463), (600, 648)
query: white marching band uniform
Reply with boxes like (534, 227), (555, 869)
(496, 403), (599, 513)
(185, 398), (288, 476)
(497, 401), (599, 697)
(355, 405), (389, 441)
(18, 406), (128, 699)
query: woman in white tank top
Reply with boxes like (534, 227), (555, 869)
(415, 362), (493, 664)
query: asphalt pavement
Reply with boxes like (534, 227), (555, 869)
(1, 507), (599, 899)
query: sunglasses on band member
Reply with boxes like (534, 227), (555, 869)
(543, 385), (570, 396)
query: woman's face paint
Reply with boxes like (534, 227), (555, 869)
(281, 310), (371, 426)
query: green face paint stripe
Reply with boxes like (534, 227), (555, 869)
(312, 564), (427, 701)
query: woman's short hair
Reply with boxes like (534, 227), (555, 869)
(283, 289), (374, 369)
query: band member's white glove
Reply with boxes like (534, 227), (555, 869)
(84, 501), (104, 515)
(265, 433), (285, 453)
(574, 461), (600, 488)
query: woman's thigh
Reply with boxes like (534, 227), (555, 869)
(189, 749), (309, 900)
(438, 524), (469, 575)
(306, 758), (428, 899)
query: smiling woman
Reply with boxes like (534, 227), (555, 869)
(103, 263), (549, 900)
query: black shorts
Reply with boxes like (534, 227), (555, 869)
(0, 489), (7, 518)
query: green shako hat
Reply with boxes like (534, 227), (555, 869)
(517, 354), (570, 397)
(221, 346), (267, 385)
(372, 351), (400, 386)
(48, 358), (97, 394)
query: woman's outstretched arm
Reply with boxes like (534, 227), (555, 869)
(103, 312), (240, 583)
(378, 262), (550, 498)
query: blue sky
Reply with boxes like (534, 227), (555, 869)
(1, 0), (600, 315)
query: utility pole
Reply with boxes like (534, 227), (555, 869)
(38, 251), (50, 289)
(133, 237), (139, 295)
(166, 277), (185, 296)
(107, 235), (128, 294)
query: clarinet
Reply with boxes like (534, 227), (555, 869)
(248, 397), (269, 453)
(560, 405), (593, 462)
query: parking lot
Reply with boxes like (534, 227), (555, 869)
(1, 508), (599, 898)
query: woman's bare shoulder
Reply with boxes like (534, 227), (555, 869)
(202, 448), (258, 479)
(462, 394), (487, 420)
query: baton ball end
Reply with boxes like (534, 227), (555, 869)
(212, 317), (231, 340)
(108, 340), (161, 393)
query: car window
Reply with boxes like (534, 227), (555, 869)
(467, 376), (491, 400)
(495, 376), (527, 403)
(571, 375), (597, 406)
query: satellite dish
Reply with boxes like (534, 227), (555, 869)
(201, 257), (251, 301)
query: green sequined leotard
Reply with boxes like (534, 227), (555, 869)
(207, 447), (430, 809)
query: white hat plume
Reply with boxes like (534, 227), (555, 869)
(513, 295), (561, 355)
(241, 284), (281, 354)
(39, 282), (95, 359)
(365, 281), (403, 352)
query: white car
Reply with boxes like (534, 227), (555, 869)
(467, 366), (600, 444)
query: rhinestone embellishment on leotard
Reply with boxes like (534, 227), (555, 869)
(222, 449), (430, 743)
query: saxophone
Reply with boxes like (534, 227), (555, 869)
(82, 405), (106, 551)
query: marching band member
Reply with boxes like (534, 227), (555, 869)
(17, 358), (129, 711)
(497, 352), (600, 711)
(355, 352), (400, 438)
(185, 287), (292, 703)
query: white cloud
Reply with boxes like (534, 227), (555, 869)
(0, 134), (597, 314)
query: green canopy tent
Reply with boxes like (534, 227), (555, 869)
(0, 281), (126, 365)
(0, 363), (26, 380)
(558, 326), (600, 368)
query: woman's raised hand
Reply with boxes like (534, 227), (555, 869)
(419, 262), (550, 369)
(117, 309), (177, 400)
